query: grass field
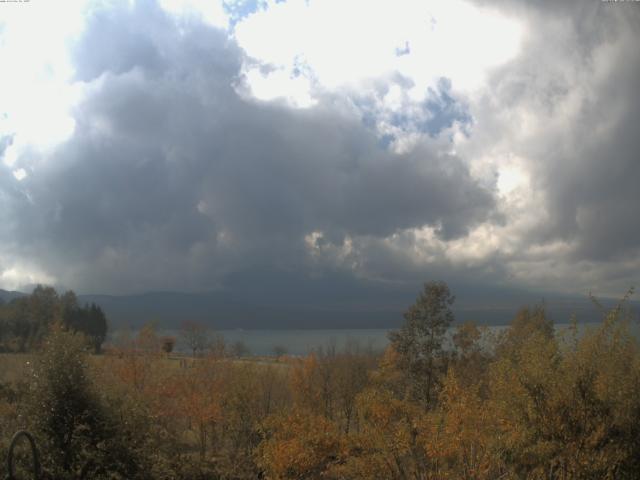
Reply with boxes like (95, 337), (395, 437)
(0, 353), (33, 385)
(0, 351), (287, 388)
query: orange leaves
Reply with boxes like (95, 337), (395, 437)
(177, 360), (224, 427)
(424, 371), (500, 479)
(345, 385), (428, 479)
(290, 354), (323, 411)
(257, 409), (343, 479)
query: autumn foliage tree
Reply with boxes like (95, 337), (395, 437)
(257, 410), (343, 480)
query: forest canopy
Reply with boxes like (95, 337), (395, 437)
(0, 285), (108, 354)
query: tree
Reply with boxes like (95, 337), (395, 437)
(388, 281), (455, 407)
(26, 323), (145, 478)
(495, 304), (553, 359)
(452, 321), (482, 357)
(230, 339), (250, 358)
(257, 409), (343, 479)
(86, 303), (108, 354)
(177, 359), (223, 461)
(423, 369), (502, 479)
(209, 333), (227, 358)
(161, 336), (176, 354)
(333, 351), (371, 434)
(27, 325), (100, 476)
(180, 320), (211, 357)
(272, 345), (288, 358)
(61, 293), (108, 354)
(0, 287), (109, 354)
(450, 321), (490, 388)
(136, 322), (160, 354)
(28, 285), (60, 328)
(5, 285), (60, 351)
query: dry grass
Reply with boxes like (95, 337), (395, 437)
(0, 353), (34, 385)
(0, 351), (289, 388)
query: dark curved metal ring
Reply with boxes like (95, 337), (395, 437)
(6, 430), (40, 480)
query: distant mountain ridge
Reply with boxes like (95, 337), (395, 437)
(1, 286), (636, 330)
(0, 289), (27, 303)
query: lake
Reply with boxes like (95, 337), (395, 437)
(110, 321), (632, 356)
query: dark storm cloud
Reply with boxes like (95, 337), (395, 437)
(544, 25), (640, 262)
(1, 0), (496, 293)
(473, 0), (640, 265)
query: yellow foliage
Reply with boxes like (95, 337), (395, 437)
(257, 409), (343, 479)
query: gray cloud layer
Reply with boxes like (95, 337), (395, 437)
(457, 0), (640, 294)
(0, 0), (638, 304)
(1, 0), (495, 294)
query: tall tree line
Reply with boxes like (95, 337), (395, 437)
(0, 285), (108, 353)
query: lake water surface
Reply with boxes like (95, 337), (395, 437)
(110, 321), (633, 356)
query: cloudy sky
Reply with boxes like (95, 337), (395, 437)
(0, 0), (638, 303)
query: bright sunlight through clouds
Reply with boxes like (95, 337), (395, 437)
(235, 0), (524, 105)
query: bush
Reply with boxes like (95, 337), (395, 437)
(26, 323), (150, 479)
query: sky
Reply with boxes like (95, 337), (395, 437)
(0, 0), (638, 306)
